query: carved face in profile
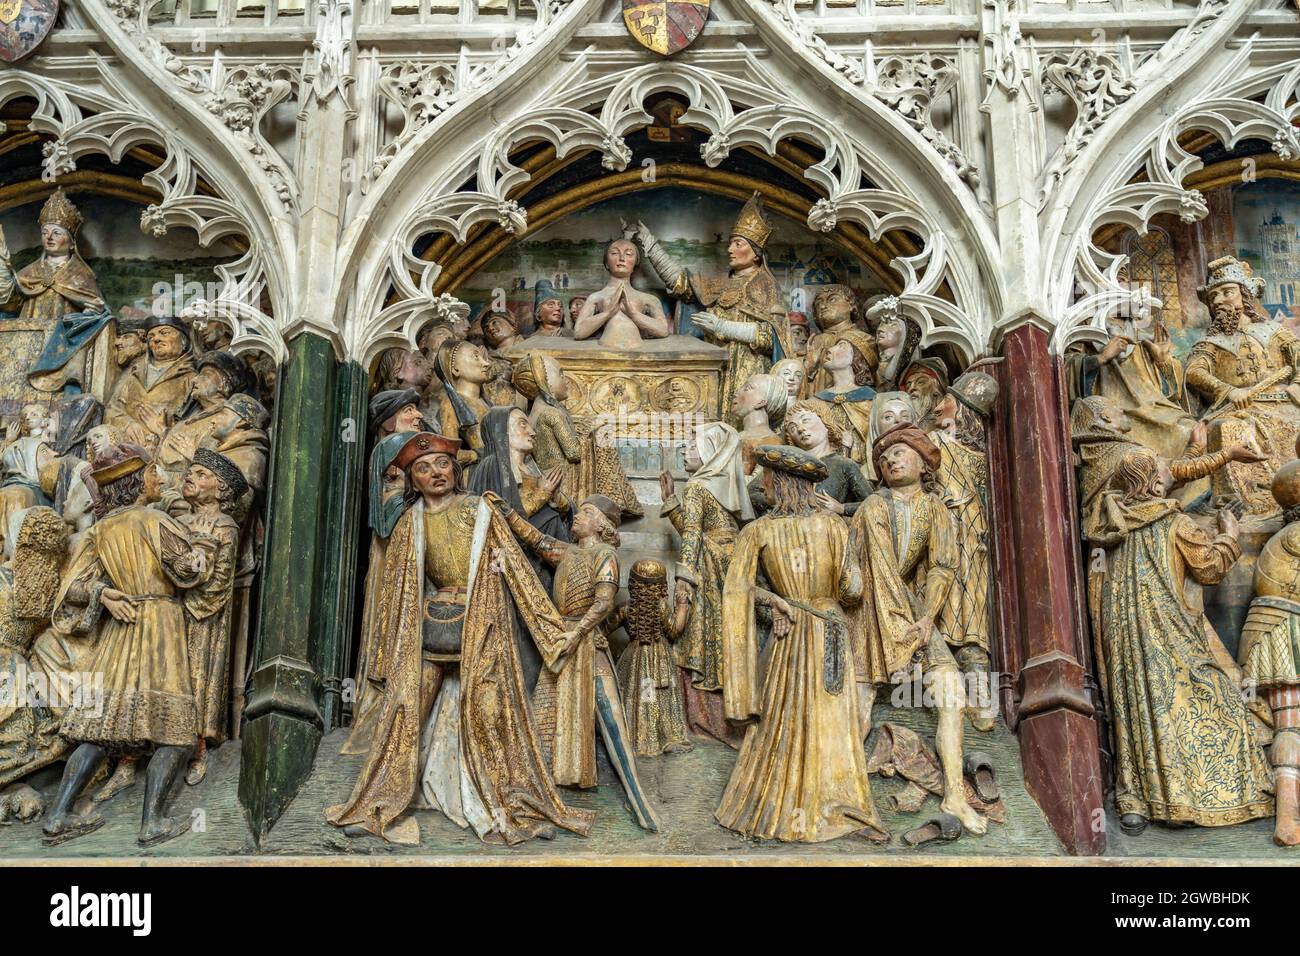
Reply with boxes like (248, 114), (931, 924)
(385, 403), (424, 435)
(147, 326), (187, 362)
(451, 343), (492, 385)
(190, 366), (229, 405)
(1152, 458), (1174, 499)
(484, 313), (517, 348)
(409, 452), (458, 498)
(727, 236), (758, 270)
(507, 408), (535, 455)
(789, 323), (808, 355)
(879, 442), (924, 489)
(197, 320), (233, 352)
(141, 463), (164, 504)
(786, 408), (828, 452)
(572, 502), (609, 541)
(181, 462), (220, 506)
(824, 339), (856, 372)
(732, 374), (771, 418)
(876, 318), (904, 354)
(40, 224), (71, 257)
(568, 297), (587, 323)
(683, 433), (703, 473)
(605, 240), (639, 280)
(113, 330), (146, 367)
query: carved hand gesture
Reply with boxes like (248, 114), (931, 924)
(102, 588), (139, 624)
(769, 596), (794, 639)
(815, 490), (845, 515)
(1097, 336), (1131, 366)
(657, 468), (675, 503)
(541, 466), (565, 497)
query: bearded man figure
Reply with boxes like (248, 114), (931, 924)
(1185, 256), (1300, 515)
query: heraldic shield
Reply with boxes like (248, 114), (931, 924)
(0, 0), (58, 64)
(622, 0), (708, 57)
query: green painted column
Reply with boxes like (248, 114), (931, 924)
(238, 333), (364, 843)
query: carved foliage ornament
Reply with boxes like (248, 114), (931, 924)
(1038, 46), (1139, 208)
(1054, 51), (1300, 354)
(364, 0), (575, 191)
(358, 63), (991, 368)
(102, 0), (299, 211)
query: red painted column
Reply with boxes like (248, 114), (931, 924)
(987, 322), (1106, 856)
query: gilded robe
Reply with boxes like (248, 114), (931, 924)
(104, 353), (198, 447)
(0, 565), (66, 787)
(0, 252), (106, 401)
(814, 387), (875, 466)
(716, 511), (886, 843)
(932, 432), (990, 653)
(56, 506), (209, 749)
(157, 408), (270, 494)
(532, 541), (619, 789)
(1186, 323), (1300, 514)
(848, 489), (958, 686)
(612, 597), (691, 757)
(674, 267), (792, 430)
(1071, 340), (1197, 464)
(326, 496), (593, 845)
(1096, 499), (1273, 827)
(179, 512), (239, 743)
(662, 482), (740, 744)
(530, 401), (641, 517)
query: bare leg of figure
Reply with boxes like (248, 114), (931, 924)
(933, 665), (987, 835)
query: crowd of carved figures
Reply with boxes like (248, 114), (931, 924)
(1068, 255), (1300, 847)
(3, 186), (1298, 853)
(330, 193), (1010, 847)
(0, 190), (272, 845)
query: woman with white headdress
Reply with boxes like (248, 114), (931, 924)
(657, 421), (754, 746)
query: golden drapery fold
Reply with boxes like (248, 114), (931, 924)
(846, 496), (930, 684)
(326, 498), (593, 844)
(716, 512), (886, 843)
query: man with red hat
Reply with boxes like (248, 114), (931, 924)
(328, 431), (593, 846)
(848, 424), (989, 837)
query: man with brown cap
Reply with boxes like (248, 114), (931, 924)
(848, 424), (989, 836)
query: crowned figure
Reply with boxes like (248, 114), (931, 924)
(626, 193), (793, 428)
(0, 189), (112, 406)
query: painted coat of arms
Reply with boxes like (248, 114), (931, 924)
(622, 0), (708, 57)
(0, 0), (57, 64)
